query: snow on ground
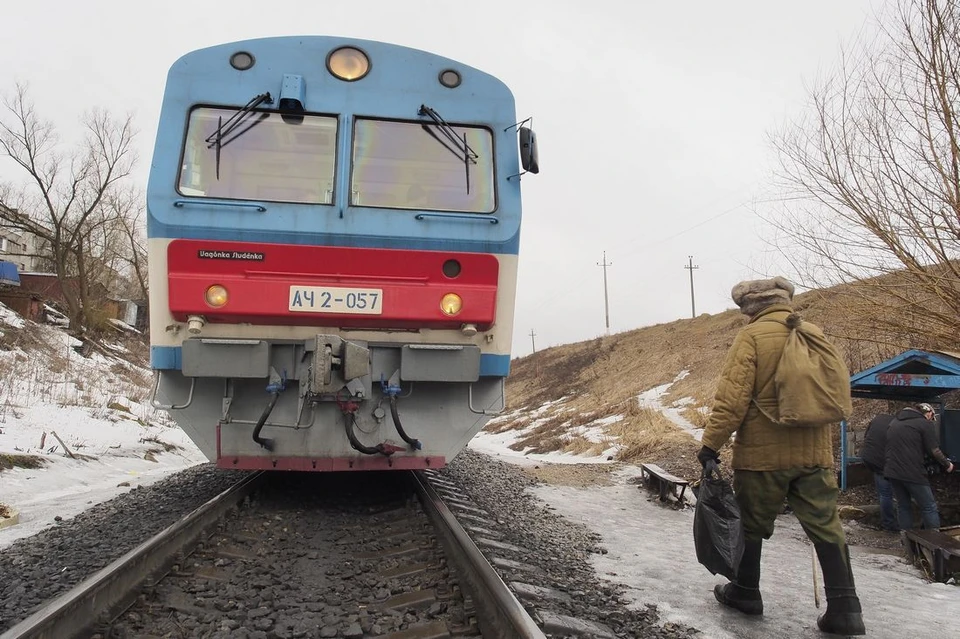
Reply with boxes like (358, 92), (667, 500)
(0, 303), (25, 330)
(637, 370), (705, 441)
(473, 426), (960, 638)
(536, 467), (959, 639)
(469, 428), (618, 466)
(0, 303), (205, 548)
(476, 399), (621, 465)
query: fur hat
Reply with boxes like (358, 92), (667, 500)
(731, 276), (795, 316)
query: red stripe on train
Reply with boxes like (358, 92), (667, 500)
(167, 239), (499, 329)
(216, 455), (447, 471)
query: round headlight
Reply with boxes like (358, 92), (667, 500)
(230, 51), (255, 71)
(327, 47), (370, 81)
(439, 69), (461, 88)
(440, 293), (463, 316)
(205, 285), (229, 308)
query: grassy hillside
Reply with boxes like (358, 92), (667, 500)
(498, 287), (916, 486)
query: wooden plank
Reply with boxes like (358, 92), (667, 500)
(50, 431), (76, 459)
(641, 463), (688, 486)
(640, 463), (689, 504)
(906, 529), (960, 554)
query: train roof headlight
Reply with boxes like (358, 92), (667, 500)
(205, 285), (229, 308)
(440, 293), (463, 316)
(230, 51), (255, 71)
(439, 69), (461, 88)
(327, 47), (370, 81)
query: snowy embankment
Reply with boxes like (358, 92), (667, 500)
(0, 302), (205, 547)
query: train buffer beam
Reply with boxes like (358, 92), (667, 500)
(640, 463), (689, 505)
(903, 525), (960, 582)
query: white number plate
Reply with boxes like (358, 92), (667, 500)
(288, 286), (383, 314)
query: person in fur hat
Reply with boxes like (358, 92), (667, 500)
(697, 276), (865, 636)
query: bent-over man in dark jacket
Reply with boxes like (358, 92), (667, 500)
(859, 413), (897, 531)
(697, 276), (864, 636)
(883, 403), (954, 529)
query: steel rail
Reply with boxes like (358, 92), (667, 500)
(411, 471), (547, 639)
(1, 472), (264, 639)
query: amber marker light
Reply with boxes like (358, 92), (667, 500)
(440, 293), (463, 316)
(327, 46), (370, 81)
(205, 285), (229, 308)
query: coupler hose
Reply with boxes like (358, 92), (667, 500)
(343, 412), (391, 456)
(252, 392), (279, 451)
(389, 395), (422, 451)
(338, 391), (391, 456)
(252, 372), (286, 452)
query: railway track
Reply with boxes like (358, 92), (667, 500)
(2, 469), (585, 639)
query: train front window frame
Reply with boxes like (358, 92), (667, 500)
(350, 118), (496, 213)
(178, 106), (339, 205)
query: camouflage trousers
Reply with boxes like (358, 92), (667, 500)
(733, 467), (846, 545)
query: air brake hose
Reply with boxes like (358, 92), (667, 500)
(337, 391), (392, 456)
(252, 392), (280, 451)
(343, 412), (391, 456)
(252, 372), (286, 451)
(390, 396), (422, 451)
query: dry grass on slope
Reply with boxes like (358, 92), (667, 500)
(502, 285), (941, 484)
(504, 308), (749, 480)
(508, 308), (745, 417)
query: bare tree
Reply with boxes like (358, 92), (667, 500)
(0, 84), (137, 333)
(95, 184), (149, 302)
(768, 0), (960, 351)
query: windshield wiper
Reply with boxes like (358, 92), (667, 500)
(418, 104), (478, 194)
(205, 92), (273, 180)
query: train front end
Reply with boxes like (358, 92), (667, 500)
(147, 37), (534, 471)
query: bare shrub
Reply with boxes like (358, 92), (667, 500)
(614, 408), (699, 464)
(0, 453), (46, 470)
(681, 406), (710, 429)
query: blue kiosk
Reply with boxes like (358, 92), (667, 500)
(842, 349), (960, 490)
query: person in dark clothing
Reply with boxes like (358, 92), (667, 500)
(883, 403), (954, 529)
(858, 413), (898, 532)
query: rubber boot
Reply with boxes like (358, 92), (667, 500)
(814, 542), (866, 636)
(714, 538), (763, 615)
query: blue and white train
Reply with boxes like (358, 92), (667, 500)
(147, 36), (538, 471)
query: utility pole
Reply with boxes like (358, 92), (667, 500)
(597, 251), (612, 334)
(684, 255), (699, 318)
(529, 329), (537, 353)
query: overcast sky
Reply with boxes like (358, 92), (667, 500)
(1, 0), (882, 357)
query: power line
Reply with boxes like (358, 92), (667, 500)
(684, 255), (699, 318)
(516, 193), (786, 325)
(529, 328), (537, 353)
(597, 251), (612, 334)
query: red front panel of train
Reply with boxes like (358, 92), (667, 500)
(166, 240), (499, 329)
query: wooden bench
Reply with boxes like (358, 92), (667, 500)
(903, 525), (960, 582)
(640, 463), (690, 504)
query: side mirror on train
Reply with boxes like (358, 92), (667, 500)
(519, 126), (540, 174)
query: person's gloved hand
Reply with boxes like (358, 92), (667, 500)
(697, 446), (720, 469)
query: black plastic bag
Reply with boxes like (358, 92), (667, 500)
(693, 462), (744, 580)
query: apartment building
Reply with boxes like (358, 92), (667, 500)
(0, 226), (38, 272)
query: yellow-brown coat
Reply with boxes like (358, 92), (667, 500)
(701, 304), (834, 470)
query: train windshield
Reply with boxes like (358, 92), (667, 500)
(351, 119), (495, 213)
(178, 107), (338, 204)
